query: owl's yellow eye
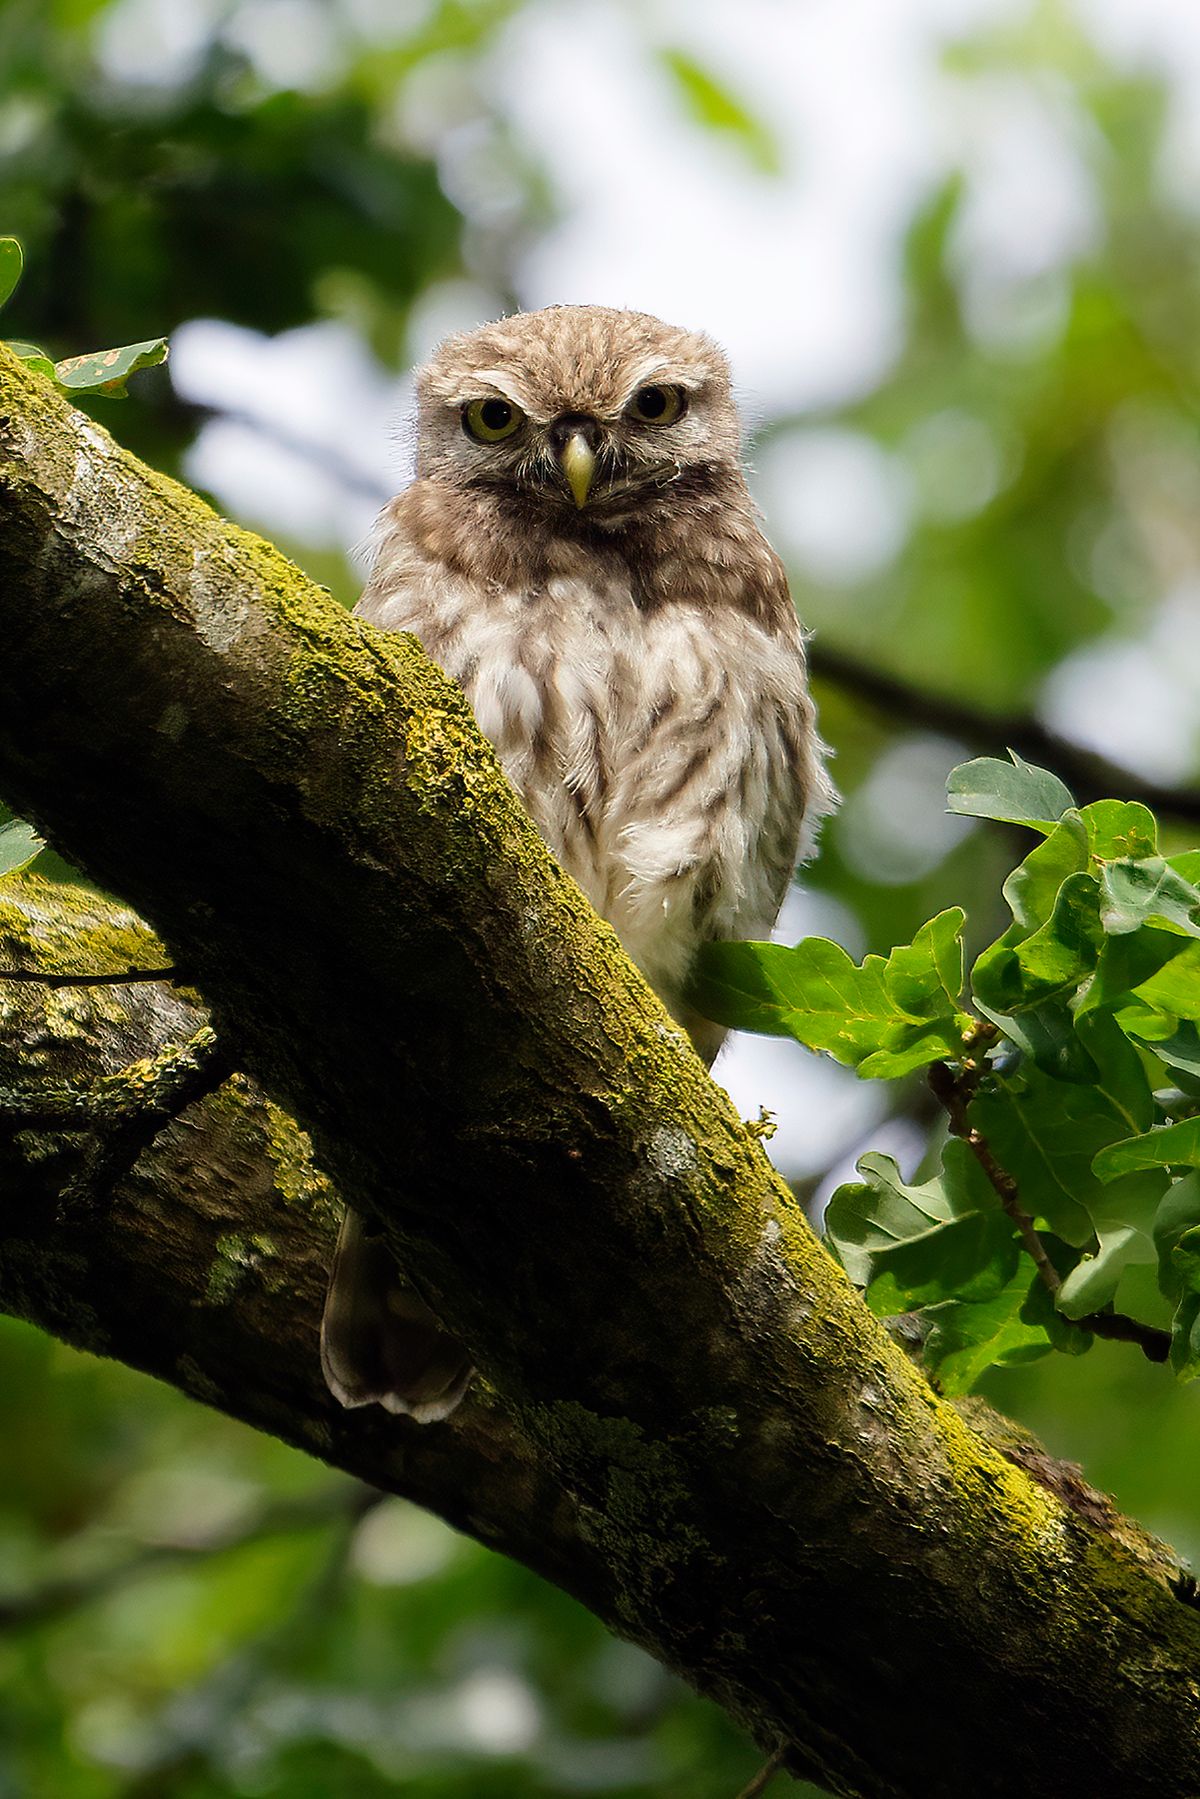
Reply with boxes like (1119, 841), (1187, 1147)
(627, 384), (686, 426)
(463, 397), (524, 442)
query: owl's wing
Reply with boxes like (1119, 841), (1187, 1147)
(597, 595), (833, 1062)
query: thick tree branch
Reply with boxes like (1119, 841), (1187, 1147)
(1, 346), (1199, 1799)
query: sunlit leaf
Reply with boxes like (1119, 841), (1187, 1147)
(7, 340), (58, 381)
(1121, 1018), (1200, 1079)
(692, 909), (969, 1077)
(53, 336), (168, 396)
(0, 818), (44, 878)
(946, 750), (1074, 833)
(1076, 926), (1197, 1017)
(1056, 1222), (1156, 1318)
(0, 234), (21, 309)
(971, 817), (1095, 1012)
(1078, 798), (1157, 861)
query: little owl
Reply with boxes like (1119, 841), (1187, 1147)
(321, 304), (833, 1422)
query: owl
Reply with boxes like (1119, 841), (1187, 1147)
(320, 304), (833, 1422)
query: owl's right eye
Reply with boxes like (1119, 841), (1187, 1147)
(462, 397), (524, 442)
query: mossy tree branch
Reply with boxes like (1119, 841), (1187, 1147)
(1, 345), (1199, 1799)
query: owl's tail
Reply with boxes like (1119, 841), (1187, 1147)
(320, 1206), (473, 1424)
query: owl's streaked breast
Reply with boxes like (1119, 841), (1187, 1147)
(360, 532), (827, 1045)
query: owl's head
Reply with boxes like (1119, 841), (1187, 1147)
(413, 305), (740, 522)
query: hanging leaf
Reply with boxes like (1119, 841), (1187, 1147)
(922, 1261), (1057, 1394)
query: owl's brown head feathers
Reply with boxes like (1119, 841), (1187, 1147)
(415, 305), (741, 524)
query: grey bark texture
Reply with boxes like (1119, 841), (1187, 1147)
(1, 343), (1199, 1799)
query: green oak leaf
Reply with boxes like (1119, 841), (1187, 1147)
(0, 234), (21, 309)
(824, 1142), (1018, 1312)
(0, 818), (44, 878)
(922, 1260), (1056, 1394)
(1076, 926), (1197, 1017)
(1098, 858), (1200, 938)
(658, 49), (781, 174)
(972, 1063), (1166, 1249)
(7, 340), (58, 381)
(692, 908), (969, 1078)
(53, 337), (168, 397)
(1119, 1017), (1200, 1080)
(1056, 1221), (1156, 1319)
(1170, 1291), (1200, 1380)
(1077, 798), (1157, 861)
(946, 750), (1074, 833)
(1153, 1173), (1200, 1301)
(971, 816), (1096, 1012)
(1093, 1117), (1200, 1181)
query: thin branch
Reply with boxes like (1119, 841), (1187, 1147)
(928, 1059), (1172, 1364)
(735, 1746), (790, 1799)
(0, 964), (180, 987)
(809, 643), (1200, 827)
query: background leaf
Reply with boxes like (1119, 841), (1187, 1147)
(0, 233), (21, 309)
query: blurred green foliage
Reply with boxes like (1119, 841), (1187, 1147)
(4, 1), (1200, 1794)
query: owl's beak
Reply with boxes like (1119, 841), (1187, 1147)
(559, 431), (596, 509)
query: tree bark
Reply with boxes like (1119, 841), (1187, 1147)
(1, 344), (1199, 1799)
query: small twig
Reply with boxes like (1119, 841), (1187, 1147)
(927, 1058), (1064, 1295)
(928, 1058), (1172, 1365)
(735, 1745), (789, 1799)
(0, 964), (180, 987)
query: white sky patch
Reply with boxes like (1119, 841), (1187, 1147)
(1039, 581), (1200, 783)
(836, 735), (977, 887)
(490, 0), (962, 409)
(753, 427), (913, 587)
(717, 884), (882, 1183)
(172, 318), (403, 547)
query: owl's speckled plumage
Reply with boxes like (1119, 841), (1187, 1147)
(321, 304), (834, 1422)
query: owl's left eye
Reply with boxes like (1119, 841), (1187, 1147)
(627, 384), (686, 426)
(463, 397), (525, 442)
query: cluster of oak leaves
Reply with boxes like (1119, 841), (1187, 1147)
(695, 752), (1200, 1394)
(5, 232), (1200, 1400)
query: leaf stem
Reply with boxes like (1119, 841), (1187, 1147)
(927, 1058), (1171, 1366)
